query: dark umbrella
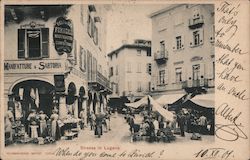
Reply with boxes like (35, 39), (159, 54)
(95, 113), (106, 120)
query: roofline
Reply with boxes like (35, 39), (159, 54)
(148, 4), (185, 18)
(107, 44), (151, 57)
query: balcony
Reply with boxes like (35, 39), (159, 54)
(188, 15), (204, 29)
(154, 82), (185, 92)
(88, 71), (112, 94)
(184, 78), (215, 88)
(154, 50), (168, 64)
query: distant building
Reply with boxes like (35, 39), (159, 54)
(149, 4), (215, 96)
(108, 39), (152, 102)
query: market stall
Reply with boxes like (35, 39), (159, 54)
(125, 95), (176, 142)
(154, 93), (188, 111)
(181, 93), (215, 135)
(125, 95), (174, 121)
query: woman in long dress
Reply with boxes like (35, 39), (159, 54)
(50, 110), (60, 140)
(38, 111), (48, 137)
(5, 110), (13, 142)
(27, 109), (38, 138)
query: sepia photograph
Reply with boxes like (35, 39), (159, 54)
(3, 3), (215, 147)
(1, 1), (249, 160)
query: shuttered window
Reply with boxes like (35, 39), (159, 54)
(74, 40), (77, 65)
(147, 63), (152, 75)
(41, 28), (49, 58)
(18, 29), (25, 58)
(17, 28), (49, 59)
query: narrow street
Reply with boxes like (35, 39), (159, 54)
(58, 113), (131, 144)
(6, 113), (214, 151)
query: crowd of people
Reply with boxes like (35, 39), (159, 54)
(5, 104), (61, 145)
(176, 109), (214, 138)
(125, 108), (175, 143)
(87, 111), (111, 138)
(4, 95), (112, 146)
(125, 107), (214, 143)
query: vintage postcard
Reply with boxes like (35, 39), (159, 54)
(0, 0), (249, 160)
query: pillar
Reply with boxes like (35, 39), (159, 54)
(83, 97), (87, 126)
(74, 97), (78, 118)
(59, 95), (67, 119)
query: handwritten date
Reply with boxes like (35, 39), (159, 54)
(194, 148), (234, 160)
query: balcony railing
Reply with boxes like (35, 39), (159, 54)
(153, 79), (215, 92)
(188, 15), (204, 29)
(154, 50), (168, 64)
(184, 79), (215, 88)
(88, 71), (112, 93)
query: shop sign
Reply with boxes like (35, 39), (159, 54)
(4, 59), (65, 74)
(53, 17), (74, 55)
(54, 75), (65, 92)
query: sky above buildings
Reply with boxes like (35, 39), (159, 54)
(106, 4), (169, 53)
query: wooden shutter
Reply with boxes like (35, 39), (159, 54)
(165, 68), (169, 84)
(18, 29), (25, 58)
(41, 28), (49, 58)
(79, 46), (83, 70)
(200, 63), (205, 78)
(181, 35), (185, 49)
(74, 40), (77, 65)
(84, 49), (87, 71)
(199, 28), (204, 45)
(182, 66), (186, 81)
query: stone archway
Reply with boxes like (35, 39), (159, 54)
(11, 79), (54, 119)
(78, 86), (86, 116)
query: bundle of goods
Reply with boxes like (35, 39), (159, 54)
(64, 130), (78, 140)
(44, 137), (56, 144)
(191, 133), (202, 140)
(160, 128), (176, 143)
(17, 133), (33, 144)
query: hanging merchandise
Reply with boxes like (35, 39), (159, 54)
(19, 88), (24, 100)
(35, 88), (39, 108)
(30, 88), (36, 100)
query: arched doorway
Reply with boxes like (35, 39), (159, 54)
(66, 82), (77, 115)
(78, 86), (86, 116)
(11, 80), (54, 119)
(93, 92), (97, 114)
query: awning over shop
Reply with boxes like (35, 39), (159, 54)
(125, 96), (148, 108)
(189, 93), (214, 108)
(148, 96), (174, 122)
(125, 95), (174, 121)
(155, 93), (185, 106)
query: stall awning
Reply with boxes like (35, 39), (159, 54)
(148, 96), (174, 121)
(189, 93), (214, 108)
(155, 93), (185, 106)
(125, 95), (174, 121)
(125, 96), (148, 108)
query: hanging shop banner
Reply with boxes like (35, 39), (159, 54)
(4, 59), (65, 74)
(54, 74), (65, 92)
(53, 17), (74, 55)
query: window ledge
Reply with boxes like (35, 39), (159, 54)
(174, 22), (184, 27)
(190, 44), (203, 48)
(24, 57), (44, 60)
(157, 84), (167, 86)
(174, 47), (185, 52)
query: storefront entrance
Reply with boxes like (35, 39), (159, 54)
(11, 80), (55, 118)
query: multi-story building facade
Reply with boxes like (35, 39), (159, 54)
(4, 4), (111, 124)
(149, 4), (215, 96)
(108, 39), (152, 102)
